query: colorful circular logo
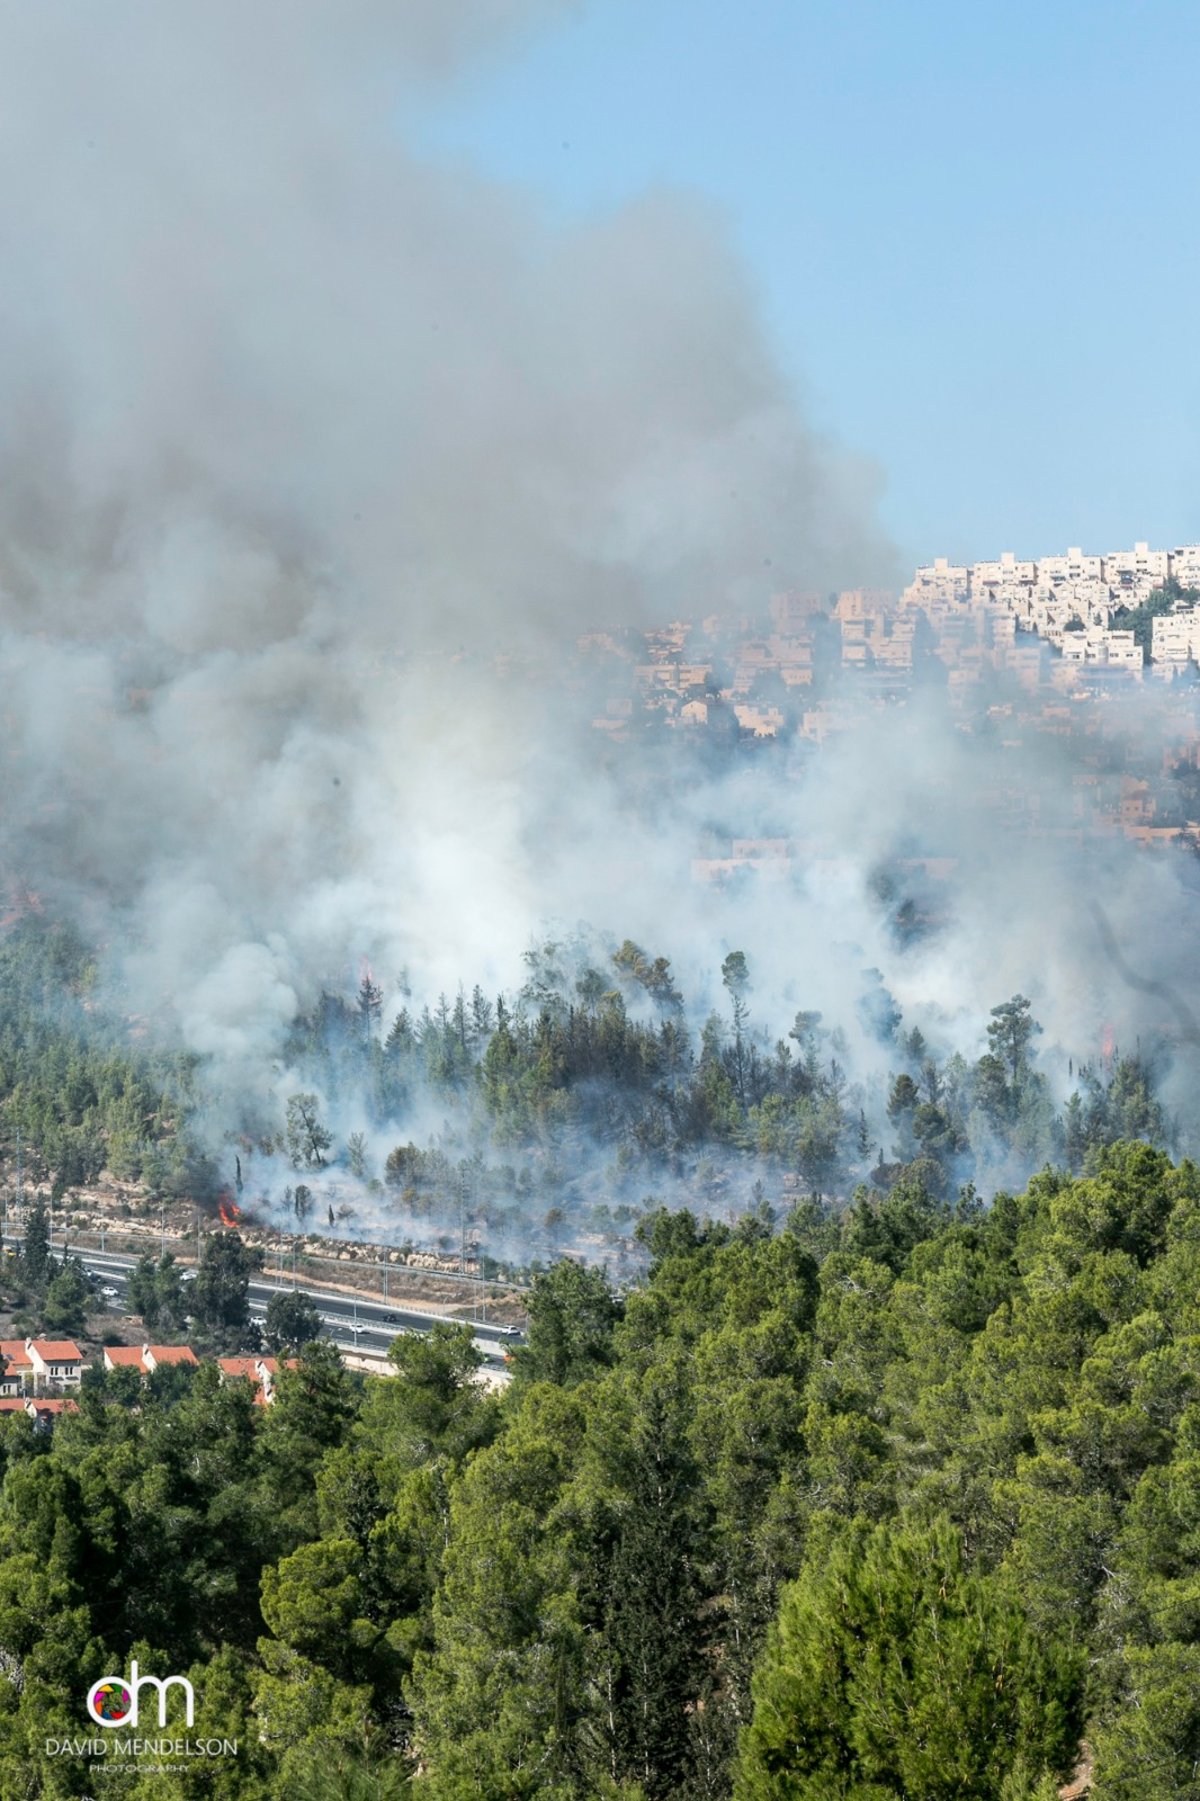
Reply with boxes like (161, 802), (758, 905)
(91, 1681), (132, 1724)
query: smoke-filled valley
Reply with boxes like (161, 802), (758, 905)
(3, 0), (1200, 1280)
(3, 668), (1197, 1279)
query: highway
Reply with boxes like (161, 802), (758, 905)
(53, 1246), (521, 1367)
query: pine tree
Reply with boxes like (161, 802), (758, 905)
(735, 1516), (1083, 1801)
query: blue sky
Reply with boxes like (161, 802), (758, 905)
(413, 0), (1200, 572)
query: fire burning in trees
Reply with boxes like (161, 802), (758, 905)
(218, 1194), (242, 1228)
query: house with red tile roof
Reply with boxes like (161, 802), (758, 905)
(25, 1340), (83, 1389)
(103, 1344), (198, 1376)
(217, 1357), (269, 1406)
(216, 1356), (260, 1381)
(0, 1341), (33, 1395)
(217, 1355), (299, 1406)
(257, 1357), (300, 1381)
(25, 1397), (80, 1427)
(143, 1345), (199, 1371)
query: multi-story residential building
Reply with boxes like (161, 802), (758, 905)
(901, 557), (970, 612)
(971, 553), (1036, 604)
(1103, 541), (1171, 597)
(1038, 547), (1104, 587)
(1172, 545), (1200, 588)
(903, 540), (1197, 671)
(1151, 608), (1200, 667)
(1060, 626), (1143, 671)
(769, 590), (825, 628)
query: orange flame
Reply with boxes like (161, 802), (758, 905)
(218, 1195), (241, 1228)
(1101, 1023), (1115, 1065)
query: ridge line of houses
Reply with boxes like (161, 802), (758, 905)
(0, 1337), (299, 1412)
(904, 540), (1200, 672)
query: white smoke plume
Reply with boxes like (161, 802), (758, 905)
(3, 0), (1195, 1231)
(0, 0), (896, 1106)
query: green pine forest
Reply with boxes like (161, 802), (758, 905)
(1, 1148), (1200, 1794)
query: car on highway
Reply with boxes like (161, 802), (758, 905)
(100, 1285), (119, 1299)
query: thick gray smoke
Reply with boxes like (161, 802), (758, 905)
(3, 0), (1195, 1231)
(0, 0), (895, 1099)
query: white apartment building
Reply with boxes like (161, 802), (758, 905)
(1038, 547), (1104, 586)
(971, 552), (1036, 603)
(901, 557), (970, 609)
(1152, 607), (1200, 666)
(1060, 626), (1143, 671)
(1172, 545), (1200, 589)
(1104, 630), (1145, 671)
(1103, 541), (1171, 597)
(1033, 577), (1111, 622)
(905, 540), (1199, 669)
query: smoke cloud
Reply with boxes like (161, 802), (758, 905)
(0, 0), (897, 1098)
(3, 0), (1195, 1228)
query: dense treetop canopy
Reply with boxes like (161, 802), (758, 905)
(0, 1141), (1196, 1793)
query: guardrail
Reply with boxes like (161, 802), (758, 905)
(0, 1221), (528, 1325)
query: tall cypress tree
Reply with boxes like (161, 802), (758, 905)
(599, 1378), (709, 1799)
(23, 1194), (51, 1286)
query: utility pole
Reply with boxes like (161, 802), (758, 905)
(160, 1205), (166, 1259)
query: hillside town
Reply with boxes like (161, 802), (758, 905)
(578, 538), (1200, 859)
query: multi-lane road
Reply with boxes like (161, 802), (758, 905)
(47, 1246), (521, 1368)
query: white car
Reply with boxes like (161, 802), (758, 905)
(100, 1285), (119, 1299)
(180, 1270), (198, 1283)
